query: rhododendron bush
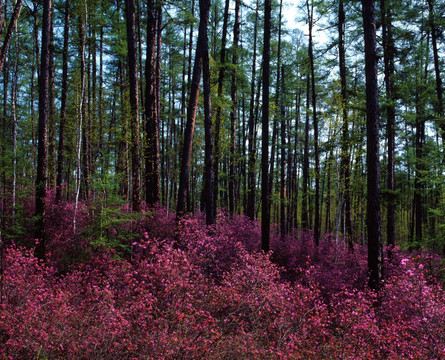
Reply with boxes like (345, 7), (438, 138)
(0, 201), (444, 359)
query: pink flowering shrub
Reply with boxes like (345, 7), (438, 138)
(0, 203), (444, 359)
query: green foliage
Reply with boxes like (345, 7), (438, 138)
(426, 197), (445, 254)
(84, 174), (148, 256)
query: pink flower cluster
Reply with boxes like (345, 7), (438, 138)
(0, 207), (444, 359)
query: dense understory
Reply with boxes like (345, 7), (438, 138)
(0, 191), (444, 359)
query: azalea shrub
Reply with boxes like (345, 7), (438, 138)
(0, 202), (444, 359)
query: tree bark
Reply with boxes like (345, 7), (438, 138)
(291, 89), (301, 230)
(56, 0), (70, 202)
(74, 0), (87, 233)
(247, 0), (259, 220)
(229, 0), (240, 217)
(414, 73), (426, 245)
(362, 0), (384, 291)
(0, 0), (23, 74)
(177, 0), (210, 218)
(426, 0), (445, 155)
(301, 73), (310, 230)
(307, 0), (320, 246)
(145, 0), (160, 206)
(280, 65), (287, 238)
(125, 0), (141, 212)
(261, 0), (271, 252)
(202, 0), (214, 225)
(35, 0), (52, 260)
(380, 0), (396, 253)
(213, 0), (230, 215)
(339, 0), (353, 250)
(48, 18), (56, 188)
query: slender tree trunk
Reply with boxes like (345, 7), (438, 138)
(125, 0), (141, 212)
(325, 141), (333, 233)
(56, 0), (70, 202)
(286, 95), (294, 232)
(35, 0), (52, 260)
(81, 13), (90, 201)
(11, 33), (18, 222)
(48, 18), (56, 188)
(74, 1), (87, 233)
(91, 19), (97, 177)
(292, 89), (301, 230)
(0, 0), (23, 74)
(339, 0), (353, 250)
(80, 9), (90, 201)
(280, 65), (287, 238)
(145, 0), (160, 206)
(414, 77), (425, 245)
(301, 73), (310, 230)
(202, 0), (214, 225)
(31, 0), (38, 181)
(261, 0), (271, 252)
(247, 0), (259, 220)
(307, 0), (320, 246)
(0, 0), (3, 34)
(380, 0), (396, 253)
(177, 0), (210, 218)
(213, 0), (230, 215)
(267, 0), (283, 228)
(229, 0), (240, 217)
(155, 3), (162, 198)
(426, 0), (444, 155)
(136, 0), (144, 116)
(362, 0), (384, 291)
(99, 26), (104, 173)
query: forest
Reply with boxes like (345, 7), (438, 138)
(0, 0), (444, 358)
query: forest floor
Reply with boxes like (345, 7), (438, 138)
(0, 192), (444, 359)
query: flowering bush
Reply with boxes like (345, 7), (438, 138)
(0, 203), (444, 359)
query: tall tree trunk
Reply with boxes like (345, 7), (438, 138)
(177, 0), (210, 218)
(291, 89), (301, 230)
(307, 0), (320, 246)
(35, 0), (52, 260)
(414, 74), (426, 245)
(155, 3), (162, 199)
(362, 0), (384, 291)
(380, 0), (396, 253)
(56, 0), (70, 202)
(280, 65), (287, 238)
(261, 0), (271, 252)
(339, 0), (353, 250)
(31, 0), (39, 181)
(136, 0), (144, 116)
(81, 12), (91, 201)
(325, 140), (333, 233)
(81, 10), (90, 200)
(90, 17), (97, 177)
(48, 18), (56, 188)
(229, 0), (240, 217)
(247, 0), (259, 220)
(145, 0), (160, 206)
(301, 73), (310, 230)
(11, 32), (18, 222)
(0, 0), (23, 74)
(125, 0), (141, 212)
(74, 1), (87, 233)
(213, 0), (230, 215)
(99, 25), (104, 173)
(202, 0), (214, 225)
(426, 0), (444, 156)
(267, 0), (283, 227)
